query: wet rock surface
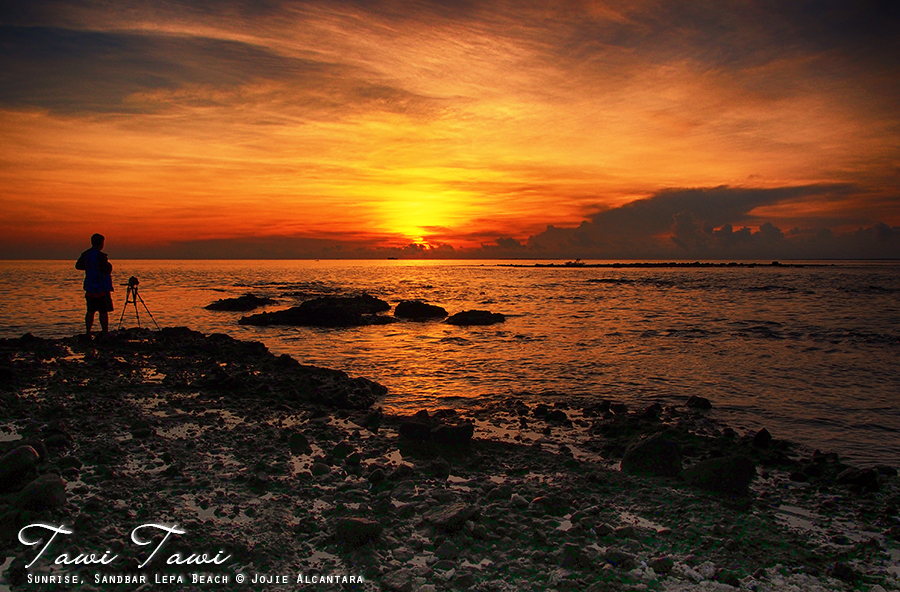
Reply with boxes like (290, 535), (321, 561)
(239, 293), (394, 327)
(444, 310), (506, 326)
(204, 293), (278, 311)
(394, 300), (449, 321)
(0, 330), (898, 591)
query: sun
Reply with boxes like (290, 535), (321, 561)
(374, 188), (461, 245)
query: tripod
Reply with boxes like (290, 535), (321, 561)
(118, 276), (160, 330)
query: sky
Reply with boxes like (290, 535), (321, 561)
(1, 0), (898, 259)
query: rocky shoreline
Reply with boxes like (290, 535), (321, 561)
(1, 329), (898, 591)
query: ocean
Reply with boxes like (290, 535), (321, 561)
(1, 259), (898, 467)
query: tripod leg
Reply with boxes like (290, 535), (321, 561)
(118, 286), (132, 330)
(137, 293), (161, 330)
(133, 289), (141, 328)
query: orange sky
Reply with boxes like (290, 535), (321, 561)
(1, 1), (898, 258)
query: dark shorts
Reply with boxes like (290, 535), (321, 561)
(86, 292), (113, 313)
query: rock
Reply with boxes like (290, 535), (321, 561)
(602, 548), (637, 570)
(836, 467), (880, 491)
(16, 473), (66, 510)
(129, 420), (155, 439)
(426, 459), (451, 480)
(621, 433), (683, 478)
(381, 568), (414, 592)
(423, 502), (478, 532)
(615, 525), (637, 538)
(239, 294), (393, 327)
(431, 423), (474, 447)
(394, 300), (448, 320)
(42, 432), (74, 449)
(828, 561), (859, 582)
(205, 293), (277, 311)
(355, 409), (383, 431)
(686, 395), (712, 410)
(561, 543), (592, 569)
(874, 464), (898, 477)
(649, 556), (674, 575)
(434, 540), (460, 559)
(716, 570), (741, 587)
(445, 310), (505, 326)
(388, 464), (416, 481)
(789, 471), (808, 482)
(510, 494), (529, 508)
(331, 441), (354, 459)
(310, 462), (330, 476)
(545, 409), (569, 423)
(453, 572), (476, 589)
(641, 403), (663, 419)
(288, 432), (311, 454)
(334, 517), (382, 548)
(610, 402), (628, 415)
(367, 467), (386, 484)
(0, 445), (40, 484)
(398, 421), (432, 442)
(398, 418), (474, 448)
(752, 428), (772, 448)
(682, 455), (756, 495)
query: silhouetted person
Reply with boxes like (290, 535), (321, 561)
(76, 233), (114, 337)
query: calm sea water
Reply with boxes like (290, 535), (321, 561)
(1, 259), (898, 467)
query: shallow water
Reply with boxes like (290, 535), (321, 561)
(1, 259), (898, 466)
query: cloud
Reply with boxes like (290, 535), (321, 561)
(523, 185), (900, 259)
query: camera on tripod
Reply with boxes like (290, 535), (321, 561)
(118, 275), (160, 330)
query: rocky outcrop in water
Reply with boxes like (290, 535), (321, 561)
(394, 300), (448, 320)
(445, 309), (506, 326)
(205, 293), (278, 311)
(239, 294), (394, 327)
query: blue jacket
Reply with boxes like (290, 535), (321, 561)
(76, 248), (113, 293)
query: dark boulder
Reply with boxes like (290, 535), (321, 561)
(445, 310), (505, 326)
(836, 467), (880, 492)
(16, 474), (67, 510)
(752, 428), (773, 448)
(0, 445), (40, 485)
(288, 432), (312, 454)
(394, 300), (448, 320)
(686, 395), (712, 410)
(398, 421), (432, 442)
(621, 433), (683, 478)
(205, 293), (277, 311)
(682, 455), (756, 495)
(431, 423), (474, 447)
(239, 294), (393, 327)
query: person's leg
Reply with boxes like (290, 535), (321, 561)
(85, 310), (94, 335)
(99, 310), (109, 334)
